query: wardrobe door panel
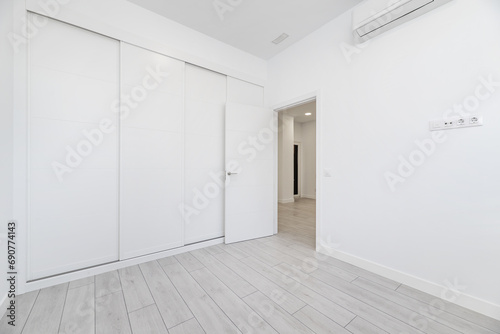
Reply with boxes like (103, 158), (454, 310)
(120, 44), (184, 95)
(30, 66), (118, 123)
(120, 88), (184, 132)
(227, 77), (264, 107)
(120, 43), (185, 259)
(28, 14), (120, 280)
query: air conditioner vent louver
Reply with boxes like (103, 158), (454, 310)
(352, 0), (453, 43)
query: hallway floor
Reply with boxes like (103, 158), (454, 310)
(2, 198), (499, 333)
(278, 198), (316, 245)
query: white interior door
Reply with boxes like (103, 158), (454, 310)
(184, 65), (226, 244)
(225, 102), (275, 243)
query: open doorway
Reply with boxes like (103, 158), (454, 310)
(276, 99), (317, 247)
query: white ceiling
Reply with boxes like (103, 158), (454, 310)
(126, 0), (363, 59)
(282, 100), (316, 123)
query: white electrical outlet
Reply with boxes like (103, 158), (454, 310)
(470, 116), (480, 124)
(429, 116), (483, 131)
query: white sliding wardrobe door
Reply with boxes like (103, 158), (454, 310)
(225, 78), (274, 244)
(29, 14), (120, 280)
(183, 65), (226, 244)
(120, 43), (185, 259)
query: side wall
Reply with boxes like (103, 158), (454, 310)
(278, 115), (295, 203)
(0, 0), (14, 314)
(267, 0), (500, 318)
(301, 121), (316, 199)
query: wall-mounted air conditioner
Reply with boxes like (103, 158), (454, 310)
(352, 0), (453, 43)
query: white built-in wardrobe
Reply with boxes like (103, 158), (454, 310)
(28, 14), (267, 280)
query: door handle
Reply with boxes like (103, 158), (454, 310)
(227, 172), (239, 176)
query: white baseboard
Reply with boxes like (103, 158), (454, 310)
(301, 194), (316, 199)
(318, 245), (500, 321)
(21, 237), (224, 294)
(278, 198), (295, 204)
(184, 232), (224, 246)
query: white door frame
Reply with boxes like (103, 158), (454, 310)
(271, 90), (322, 250)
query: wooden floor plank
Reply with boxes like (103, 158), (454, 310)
(95, 271), (121, 298)
(353, 277), (498, 334)
(262, 235), (294, 247)
(293, 305), (351, 334)
(191, 248), (257, 298)
(397, 284), (500, 333)
(22, 283), (68, 334)
(275, 231), (314, 248)
(175, 252), (204, 272)
(139, 261), (193, 329)
(68, 276), (94, 290)
(190, 267), (278, 333)
(59, 284), (94, 334)
(229, 242), (282, 267)
(119, 265), (154, 313)
(214, 251), (306, 315)
(274, 263), (423, 334)
(169, 318), (204, 334)
(95, 291), (131, 334)
(243, 291), (312, 334)
(0, 289), (39, 334)
(217, 243), (250, 260)
(204, 245), (225, 255)
(244, 240), (308, 269)
(157, 256), (178, 267)
(346, 317), (389, 334)
(262, 238), (358, 282)
(308, 266), (460, 334)
(288, 243), (401, 290)
(241, 255), (355, 327)
(128, 304), (168, 334)
(162, 262), (242, 334)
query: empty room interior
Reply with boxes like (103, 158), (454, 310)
(1, 0), (499, 333)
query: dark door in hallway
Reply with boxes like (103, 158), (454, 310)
(294, 144), (298, 195)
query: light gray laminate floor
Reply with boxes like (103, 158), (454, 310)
(2, 199), (500, 333)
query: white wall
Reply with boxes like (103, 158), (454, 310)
(301, 121), (316, 199)
(294, 121), (303, 142)
(278, 114), (294, 203)
(267, 0), (500, 318)
(294, 120), (316, 199)
(294, 121), (303, 196)
(0, 0), (14, 312)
